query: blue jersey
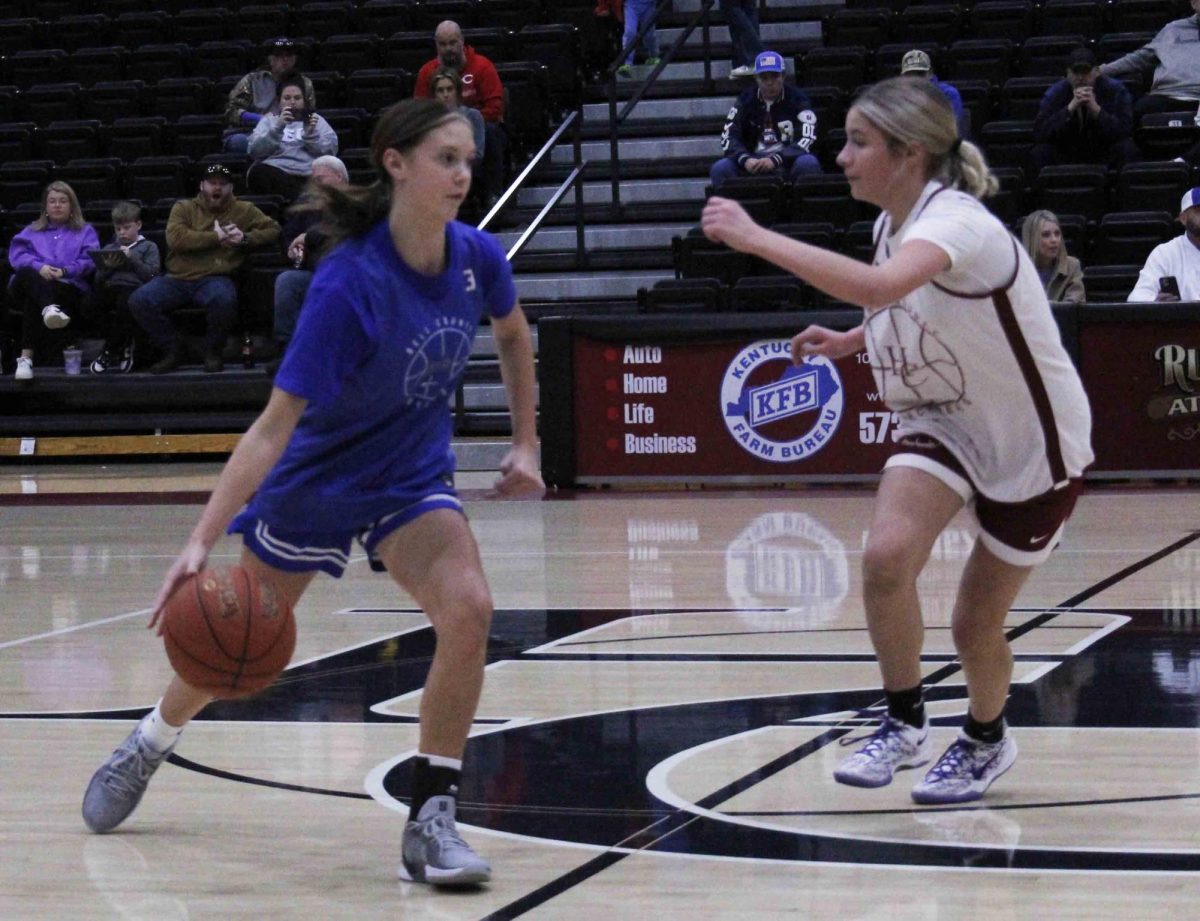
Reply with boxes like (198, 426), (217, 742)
(249, 218), (516, 532)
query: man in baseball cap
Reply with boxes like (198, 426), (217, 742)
(711, 49), (822, 186)
(222, 36), (316, 154)
(899, 48), (970, 138)
(1127, 187), (1200, 302)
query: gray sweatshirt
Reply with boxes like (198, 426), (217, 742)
(94, 236), (160, 289)
(1101, 14), (1200, 101)
(247, 113), (340, 176)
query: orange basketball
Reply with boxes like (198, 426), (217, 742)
(161, 565), (296, 699)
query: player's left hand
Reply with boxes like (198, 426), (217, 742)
(492, 444), (545, 498)
(701, 195), (761, 254)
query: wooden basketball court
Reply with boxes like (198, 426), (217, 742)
(2, 462), (1199, 919)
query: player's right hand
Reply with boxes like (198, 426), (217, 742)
(148, 541), (209, 634)
(790, 325), (858, 363)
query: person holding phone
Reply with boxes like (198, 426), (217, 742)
(247, 74), (338, 203)
(1128, 187), (1200, 302)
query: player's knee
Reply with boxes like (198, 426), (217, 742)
(434, 584), (493, 649)
(951, 616), (1003, 658)
(861, 539), (918, 596)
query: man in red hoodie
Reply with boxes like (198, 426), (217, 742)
(413, 20), (508, 209)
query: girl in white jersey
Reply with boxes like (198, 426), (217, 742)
(702, 77), (1093, 804)
(81, 100), (544, 885)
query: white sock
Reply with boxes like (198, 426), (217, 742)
(418, 752), (463, 772)
(140, 702), (184, 753)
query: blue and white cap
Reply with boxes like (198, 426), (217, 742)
(1181, 188), (1200, 215)
(754, 51), (785, 74)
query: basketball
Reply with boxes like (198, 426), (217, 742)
(160, 566), (296, 699)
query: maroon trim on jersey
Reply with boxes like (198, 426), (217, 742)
(929, 237), (1021, 299)
(991, 285), (1069, 485)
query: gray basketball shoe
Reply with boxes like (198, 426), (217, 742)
(911, 730), (1018, 805)
(834, 714), (933, 788)
(399, 795), (492, 886)
(82, 720), (176, 833)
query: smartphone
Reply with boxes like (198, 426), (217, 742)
(1159, 276), (1180, 298)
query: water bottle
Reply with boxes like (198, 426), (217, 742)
(241, 333), (255, 369)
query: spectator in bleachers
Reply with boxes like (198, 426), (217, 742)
(246, 74), (339, 203)
(129, 165), (281, 374)
(722, 0), (765, 79)
(267, 154), (349, 376)
(899, 50), (970, 139)
(1128, 187), (1200, 302)
(710, 50), (821, 188)
(7, 181), (98, 381)
(618, 0), (661, 78)
(224, 38), (317, 155)
(90, 201), (161, 374)
(1100, 2), (1200, 120)
(1021, 210), (1085, 304)
(413, 21), (507, 209)
(431, 68), (486, 171)
(1031, 48), (1136, 173)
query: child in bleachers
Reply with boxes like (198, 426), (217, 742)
(90, 201), (160, 373)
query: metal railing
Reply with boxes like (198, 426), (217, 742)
(605, 0), (716, 209)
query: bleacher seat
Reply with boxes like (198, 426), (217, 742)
(69, 47), (128, 86)
(0, 124), (36, 162)
(823, 9), (892, 51)
(105, 117), (169, 160)
(56, 158), (123, 202)
(126, 156), (192, 203)
(1082, 264), (1140, 302)
(82, 80), (148, 123)
(639, 278), (726, 314)
(191, 41), (252, 82)
(1135, 113), (1199, 161)
(171, 114), (227, 157)
(800, 46), (868, 95)
(8, 49), (70, 89)
(955, 80), (993, 137)
(21, 82), (83, 126)
(345, 68), (412, 113)
(805, 86), (846, 134)
(319, 34), (381, 73)
(896, 5), (962, 46)
(473, 0), (542, 30)
(1109, 0), (1177, 34)
(175, 8), (232, 44)
(338, 147), (375, 184)
(1116, 161), (1191, 216)
(1039, 0), (1105, 40)
(730, 276), (811, 311)
(127, 44), (189, 84)
(789, 174), (870, 228)
(946, 39), (1014, 86)
(707, 176), (786, 226)
(1018, 35), (1087, 78)
(466, 27), (515, 66)
(674, 231), (751, 287)
(414, 0), (479, 32)
(113, 12), (173, 52)
(0, 18), (38, 57)
(384, 31), (436, 74)
(359, 0), (415, 38)
(1001, 75), (1057, 119)
(1090, 211), (1176, 267)
(753, 222), (838, 276)
(842, 220), (877, 263)
(968, 2), (1036, 44)
(236, 5), (293, 44)
(984, 165), (1027, 226)
(494, 61), (551, 158)
(50, 13), (113, 52)
(150, 78), (213, 120)
(1096, 32), (1155, 71)
(978, 120), (1036, 169)
(0, 85), (17, 123)
(304, 70), (346, 108)
(40, 119), (103, 163)
(1033, 164), (1108, 221)
(518, 24), (580, 108)
(0, 160), (51, 210)
(293, 1), (359, 39)
(318, 107), (370, 147)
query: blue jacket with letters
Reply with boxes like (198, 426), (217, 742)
(719, 84), (819, 169)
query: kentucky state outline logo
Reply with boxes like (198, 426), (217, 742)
(720, 339), (844, 463)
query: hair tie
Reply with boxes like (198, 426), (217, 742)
(949, 137), (963, 156)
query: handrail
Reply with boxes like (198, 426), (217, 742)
(505, 163), (588, 262)
(477, 108), (582, 233)
(606, 0), (716, 209)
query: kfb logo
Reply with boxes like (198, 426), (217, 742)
(720, 339), (843, 463)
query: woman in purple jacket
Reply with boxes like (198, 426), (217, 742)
(7, 181), (98, 380)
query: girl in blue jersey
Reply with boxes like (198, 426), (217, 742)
(83, 100), (544, 888)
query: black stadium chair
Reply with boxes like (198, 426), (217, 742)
(822, 9), (892, 50)
(0, 124), (36, 162)
(413, 0), (479, 31)
(20, 82), (83, 126)
(673, 230), (752, 287)
(383, 31), (435, 74)
(126, 156), (192, 203)
(638, 277), (727, 314)
(344, 68), (412, 113)
(1090, 211), (1176, 267)
(39, 119), (103, 163)
(7, 49), (70, 89)
(984, 165), (1027, 226)
(51, 13), (113, 52)
(1135, 113), (1199, 161)
(800, 46), (868, 95)
(56, 158), (124, 201)
(789, 174), (872, 228)
(0, 160), (52, 210)
(105, 116), (169, 160)
(1116, 161), (1191, 216)
(1110, 0), (1178, 34)
(895, 4), (962, 46)
(968, 1), (1035, 44)
(1033, 163), (1108, 222)
(82, 80), (148, 123)
(842, 220), (878, 263)
(174, 7), (232, 44)
(946, 39), (1014, 86)
(190, 41), (252, 83)
(1018, 35), (1086, 78)
(1038, 0), (1104, 40)
(978, 119), (1035, 169)
(319, 34), (381, 73)
(730, 276), (811, 311)
(359, 0), (415, 38)
(69, 47), (128, 86)
(1082, 264), (1141, 302)
(707, 176), (786, 226)
(293, 0), (359, 38)
(113, 12), (173, 52)
(236, 5), (294, 44)
(127, 44), (190, 85)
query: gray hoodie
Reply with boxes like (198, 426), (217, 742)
(1101, 14), (1200, 101)
(94, 236), (160, 289)
(247, 113), (339, 176)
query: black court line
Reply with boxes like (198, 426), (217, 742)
(481, 529), (1200, 920)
